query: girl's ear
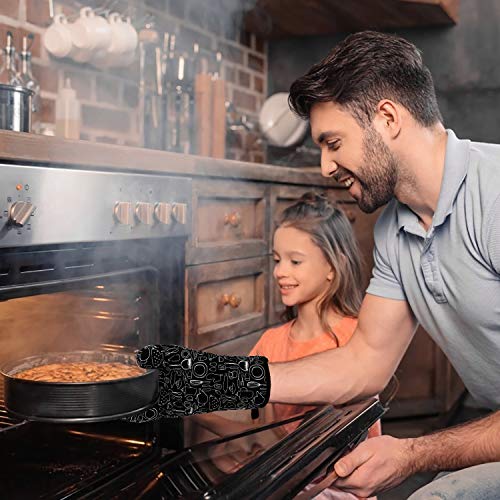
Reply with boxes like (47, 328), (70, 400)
(327, 269), (334, 281)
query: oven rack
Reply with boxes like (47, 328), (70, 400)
(0, 379), (27, 432)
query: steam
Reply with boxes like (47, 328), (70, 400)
(0, 282), (143, 371)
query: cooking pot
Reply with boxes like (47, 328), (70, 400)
(1, 350), (159, 423)
(0, 83), (34, 132)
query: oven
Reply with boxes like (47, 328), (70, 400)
(0, 162), (386, 499)
(0, 163), (189, 498)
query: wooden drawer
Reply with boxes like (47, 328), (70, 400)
(187, 179), (269, 265)
(186, 256), (268, 349)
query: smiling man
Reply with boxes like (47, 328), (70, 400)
(266, 30), (500, 498)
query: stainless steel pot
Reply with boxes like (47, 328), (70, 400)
(0, 83), (34, 132)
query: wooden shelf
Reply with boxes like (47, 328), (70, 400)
(245, 0), (458, 38)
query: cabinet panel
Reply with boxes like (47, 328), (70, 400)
(386, 326), (465, 418)
(186, 257), (268, 349)
(187, 179), (269, 265)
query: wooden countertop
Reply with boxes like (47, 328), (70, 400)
(0, 131), (339, 188)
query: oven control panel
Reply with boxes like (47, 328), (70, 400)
(0, 164), (192, 247)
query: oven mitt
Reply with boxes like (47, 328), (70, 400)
(124, 344), (271, 423)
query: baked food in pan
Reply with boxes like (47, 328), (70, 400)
(14, 362), (145, 383)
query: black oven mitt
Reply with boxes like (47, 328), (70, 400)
(124, 344), (270, 422)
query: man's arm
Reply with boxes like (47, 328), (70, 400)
(333, 409), (500, 496)
(269, 293), (417, 405)
(410, 410), (500, 472)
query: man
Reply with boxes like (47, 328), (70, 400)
(130, 31), (500, 498)
(275, 30), (500, 498)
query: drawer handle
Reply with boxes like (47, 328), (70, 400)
(221, 293), (242, 308)
(224, 211), (241, 227)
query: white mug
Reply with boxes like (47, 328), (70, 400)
(43, 14), (73, 58)
(107, 13), (135, 56)
(70, 7), (112, 62)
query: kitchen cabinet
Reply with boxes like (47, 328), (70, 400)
(245, 0), (459, 38)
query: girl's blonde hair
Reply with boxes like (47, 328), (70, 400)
(278, 192), (364, 346)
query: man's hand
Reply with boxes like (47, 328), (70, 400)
(333, 436), (414, 497)
(125, 345), (270, 423)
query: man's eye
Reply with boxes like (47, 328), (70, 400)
(327, 140), (340, 151)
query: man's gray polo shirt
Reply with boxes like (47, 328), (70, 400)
(367, 130), (500, 410)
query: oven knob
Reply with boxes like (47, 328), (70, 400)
(172, 203), (188, 225)
(135, 202), (154, 225)
(154, 202), (172, 224)
(114, 201), (133, 225)
(9, 201), (35, 227)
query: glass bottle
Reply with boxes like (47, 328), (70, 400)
(19, 35), (40, 114)
(0, 31), (22, 86)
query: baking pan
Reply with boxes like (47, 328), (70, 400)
(1, 350), (158, 423)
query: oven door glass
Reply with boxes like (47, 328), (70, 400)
(0, 267), (159, 367)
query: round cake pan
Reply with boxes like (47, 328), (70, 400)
(1, 350), (158, 423)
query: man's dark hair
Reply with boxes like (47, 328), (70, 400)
(289, 31), (442, 127)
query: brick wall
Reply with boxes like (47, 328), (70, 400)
(0, 0), (268, 161)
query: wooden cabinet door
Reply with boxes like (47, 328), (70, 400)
(186, 256), (268, 349)
(187, 179), (269, 265)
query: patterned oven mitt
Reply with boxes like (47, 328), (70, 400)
(125, 344), (271, 422)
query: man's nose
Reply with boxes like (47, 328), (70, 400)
(321, 150), (339, 178)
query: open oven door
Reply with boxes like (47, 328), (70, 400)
(78, 398), (385, 499)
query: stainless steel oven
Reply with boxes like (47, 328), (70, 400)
(0, 162), (385, 499)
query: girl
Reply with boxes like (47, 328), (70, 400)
(250, 192), (381, 499)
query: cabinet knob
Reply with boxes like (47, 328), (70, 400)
(221, 293), (241, 308)
(224, 211), (241, 227)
